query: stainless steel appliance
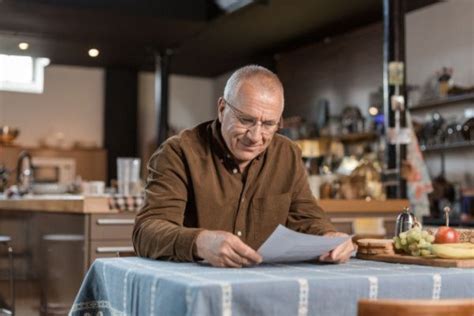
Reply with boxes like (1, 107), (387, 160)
(17, 151), (34, 194)
(395, 207), (418, 236)
(31, 157), (76, 194)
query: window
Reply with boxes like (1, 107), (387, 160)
(0, 55), (50, 93)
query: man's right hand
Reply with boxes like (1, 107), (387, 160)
(194, 230), (263, 268)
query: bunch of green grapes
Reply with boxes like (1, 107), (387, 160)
(393, 226), (435, 257)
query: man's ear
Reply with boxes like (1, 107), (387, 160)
(217, 97), (225, 123)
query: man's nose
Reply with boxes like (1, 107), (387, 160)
(246, 123), (263, 142)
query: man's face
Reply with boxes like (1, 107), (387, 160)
(218, 80), (283, 167)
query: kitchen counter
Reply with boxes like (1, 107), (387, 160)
(0, 195), (407, 215)
(319, 199), (408, 215)
(318, 199), (409, 237)
(0, 194), (112, 213)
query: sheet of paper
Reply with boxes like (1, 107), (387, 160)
(258, 225), (350, 263)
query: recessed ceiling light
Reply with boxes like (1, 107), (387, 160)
(88, 48), (99, 58)
(18, 42), (29, 50)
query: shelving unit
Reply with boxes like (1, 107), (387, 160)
(409, 93), (473, 156)
(296, 131), (378, 158)
(410, 91), (474, 220)
(409, 93), (474, 112)
(421, 141), (474, 152)
(334, 132), (378, 144)
(299, 131), (377, 143)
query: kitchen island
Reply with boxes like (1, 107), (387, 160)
(0, 194), (136, 271)
(0, 194), (136, 315)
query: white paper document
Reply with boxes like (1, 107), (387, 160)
(258, 225), (350, 263)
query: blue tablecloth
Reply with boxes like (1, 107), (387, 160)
(71, 257), (474, 316)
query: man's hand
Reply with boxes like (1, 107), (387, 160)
(318, 232), (356, 264)
(195, 230), (263, 268)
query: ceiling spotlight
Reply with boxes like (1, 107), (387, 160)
(18, 42), (29, 50)
(88, 48), (100, 58)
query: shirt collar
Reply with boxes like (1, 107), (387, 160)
(210, 119), (230, 161)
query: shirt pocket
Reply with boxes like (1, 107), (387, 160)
(251, 193), (291, 248)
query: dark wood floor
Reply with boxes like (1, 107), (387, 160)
(0, 280), (40, 316)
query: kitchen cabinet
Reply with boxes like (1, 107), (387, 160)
(0, 195), (134, 314)
(85, 212), (135, 269)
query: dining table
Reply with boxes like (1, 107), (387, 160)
(70, 257), (474, 316)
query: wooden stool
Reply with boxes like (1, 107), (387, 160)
(0, 235), (14, 316)
(358, 299), (474, 316)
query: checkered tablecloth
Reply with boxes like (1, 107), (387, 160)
(108, 195), (144, 212)
(70, 257), (474, 316)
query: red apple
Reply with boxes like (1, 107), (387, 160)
(434, 226), (460, 244)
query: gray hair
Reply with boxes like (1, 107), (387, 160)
(223, 65), (284, 107)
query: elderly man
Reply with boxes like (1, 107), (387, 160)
(133, 65), (355, 267)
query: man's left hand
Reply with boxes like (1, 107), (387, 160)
(318, 232), (356, 264)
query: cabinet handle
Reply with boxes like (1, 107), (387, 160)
(96, 219), (135, 225)
(96, 246), (134, 253)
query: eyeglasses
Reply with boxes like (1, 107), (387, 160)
(223, 98), (280, 133)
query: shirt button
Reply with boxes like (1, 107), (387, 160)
(237, 231), (242, 237)
(241, 197), (245, 202)
(232, 168), (238, 174)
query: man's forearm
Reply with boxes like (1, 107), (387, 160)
(133, 218), (204, 262)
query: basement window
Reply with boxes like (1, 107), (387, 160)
(0, 54), (50, 94)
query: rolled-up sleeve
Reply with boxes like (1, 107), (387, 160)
(132, 137), (204, 261)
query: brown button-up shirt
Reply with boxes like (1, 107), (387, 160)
(133, 120), (336, 262)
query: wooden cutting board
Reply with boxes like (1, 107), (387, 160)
(357, 253), (474, 268)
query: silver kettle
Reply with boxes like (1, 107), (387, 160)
(395, 207), (419, 237)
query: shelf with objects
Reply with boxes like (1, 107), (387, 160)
(407, 66), (474, 228)
(409, 92), (474, 112)
(279, 97), (407, 237)
(281, 102), (386, 201)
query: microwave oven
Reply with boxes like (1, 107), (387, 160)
(32, 157), (76, 186)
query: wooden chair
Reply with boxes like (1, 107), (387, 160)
(358, 299), (474, 316)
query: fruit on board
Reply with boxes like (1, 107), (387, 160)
(431, 243), (474, 259)
(434, 226), (460, 244)
(393, 226), (435, 257)
(434, 205), (460, 244)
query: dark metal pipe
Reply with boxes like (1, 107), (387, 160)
(155, 50), (172, 146)
(383, 0), (407, 199)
